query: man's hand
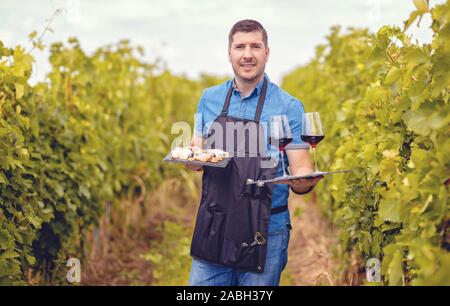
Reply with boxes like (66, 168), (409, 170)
(185, 135), (205, 172)
(274, 175), (323, 192)
(276, 148), (324, 193)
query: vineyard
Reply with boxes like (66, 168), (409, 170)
(0, 36), (224, 284)
(0, 0), (449, 285)
(283, 0), (450, 285)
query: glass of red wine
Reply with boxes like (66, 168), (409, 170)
(301, 112), (324, 173)
(268, 115), (292, 177)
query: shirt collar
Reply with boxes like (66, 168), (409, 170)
(232, 73), (269, 97)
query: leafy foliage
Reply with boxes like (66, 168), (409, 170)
(143, 221), (192, 285)
(0, 37), (220, 284)
(282, 1), (449, 285)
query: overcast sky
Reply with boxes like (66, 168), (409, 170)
(0, 0), (446, 84)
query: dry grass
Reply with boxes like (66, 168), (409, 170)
(285, 193), (341, 286)
(81, 176), (200, 285)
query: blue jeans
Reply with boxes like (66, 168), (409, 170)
(188, 224), (291, 286)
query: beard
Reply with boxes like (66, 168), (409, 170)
(232, 62), (265, 82)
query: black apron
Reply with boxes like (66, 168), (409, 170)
(190, 77), (286, 273)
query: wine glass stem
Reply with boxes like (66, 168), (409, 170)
(281, 150), (287, 176)
(312, 146), (319, 173)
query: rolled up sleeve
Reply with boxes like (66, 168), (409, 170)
(194, 91), (206, 137)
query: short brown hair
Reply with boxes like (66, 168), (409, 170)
(228, 19), (268, 48)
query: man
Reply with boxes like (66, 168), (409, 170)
(187, 19), (323, 286)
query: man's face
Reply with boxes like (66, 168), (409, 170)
(228, 31), (269, 82)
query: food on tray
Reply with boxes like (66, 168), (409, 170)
(194, 153), (212, 162)
(207, 149), (230, 159)
(171, 147), (193, 160)
(170, 146), (229, 163)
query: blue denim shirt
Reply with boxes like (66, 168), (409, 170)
(194, 74), (308, 233)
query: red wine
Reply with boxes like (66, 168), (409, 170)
(301, 134), (324, 147)
(269, 137), (293, 151)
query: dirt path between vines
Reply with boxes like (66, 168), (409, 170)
(284, 193), (339, 286)
(82, 179), (341, 286)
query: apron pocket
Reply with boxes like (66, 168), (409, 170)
(204, 210), (226, 262)
(252, 183), (272, 200)
(191, 203), (226, 263)
(221, 237), (263, 272)
(235, 245), (263, 271)
(241, 182), (255, 198)
(191, 204), (210, 254)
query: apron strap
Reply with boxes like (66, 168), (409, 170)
(254, 77), (268, 123)
(221, 85), (234, 116)
(221, 77), (268, 123)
